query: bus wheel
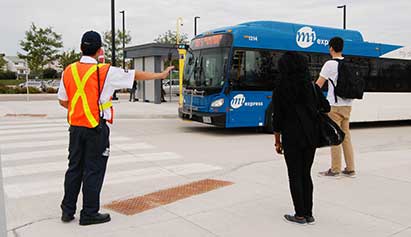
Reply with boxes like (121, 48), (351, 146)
(263, 103), (273, 133)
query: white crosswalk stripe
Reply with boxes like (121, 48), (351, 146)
(0, 127), (68, 136)
(0, 119), (65, 126)
(0, 119), (223, 200)
(4, 163), (223, 198)
(0, 132), (66, 143)
(2, 152), (182, 177)
(0, 144), (157, 162)
(0, 123), (65, 130)
(0, 137), (132, 150)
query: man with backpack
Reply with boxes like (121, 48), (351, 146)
(316, 37), (364, 178)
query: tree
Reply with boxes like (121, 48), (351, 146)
(154, 30), (189, 45)
(103, 29), (132, 67)
(59, 49), (81, 69)
(18, 23), (63, 76)
(0, 54), (6, 71)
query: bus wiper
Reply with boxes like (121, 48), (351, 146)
(185, 55), (198, 86)
(198, 56), (204, 86)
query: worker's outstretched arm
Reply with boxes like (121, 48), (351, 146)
(134, 66), (174, 81)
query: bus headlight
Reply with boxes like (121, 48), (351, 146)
(211, 98), (224, 108)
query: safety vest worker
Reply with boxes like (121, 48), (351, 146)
(63, 62), (112, 128)
(57, 30), (174, 226)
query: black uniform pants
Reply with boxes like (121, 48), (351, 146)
(283, 146), (316, 217)
(61, 122), (110, 217)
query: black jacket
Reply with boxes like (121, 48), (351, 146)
(272, 83), (330, 149)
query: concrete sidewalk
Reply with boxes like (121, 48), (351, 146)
(2, 94), (411, 237)
(8, 146), (411, 237)
(0, 94), (179, 119)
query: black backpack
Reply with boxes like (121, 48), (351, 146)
(329, 59), (365, 103)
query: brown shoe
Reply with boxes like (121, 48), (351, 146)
(318, 169), (340, 177)
(342, 168), (356, 177)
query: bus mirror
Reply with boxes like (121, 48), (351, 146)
(224, 87), (230, 95)
(188, 56), (194, 65)
(224, 84), (231, 95)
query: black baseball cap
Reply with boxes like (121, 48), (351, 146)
(81, 31), (102, 48)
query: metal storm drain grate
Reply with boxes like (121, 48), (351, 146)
(103, 179), (234, 216)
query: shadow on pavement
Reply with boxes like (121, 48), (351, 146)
(180, 125), (270, 136)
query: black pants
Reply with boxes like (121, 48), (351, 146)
(283, 146), (316, 217)
(129, 88), (136, 101)
(61, 122), (110, 217)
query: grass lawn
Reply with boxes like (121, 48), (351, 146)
(0, 78), (58, 86)
(0, 79), (25, 86)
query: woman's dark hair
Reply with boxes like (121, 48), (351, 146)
(277, 51), (312, 103)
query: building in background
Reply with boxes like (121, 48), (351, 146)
(3, 56), (29, 79)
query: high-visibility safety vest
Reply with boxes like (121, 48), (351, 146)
(63, 62), (113, 128)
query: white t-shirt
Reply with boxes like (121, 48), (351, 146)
(320, 57), (353, 106)
(58, 56), (135, 120)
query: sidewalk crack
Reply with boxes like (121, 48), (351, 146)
(389, 226), (411, 236)
(8, 217), (58, 236)
(214, 159), (274, 177)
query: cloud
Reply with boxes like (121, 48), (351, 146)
(1, 0), (410, 55)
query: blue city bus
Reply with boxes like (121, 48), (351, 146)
(178, 21), (411, 130)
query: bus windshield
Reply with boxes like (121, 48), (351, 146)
(183, 48), (229, 90)
(183, 34), (232, 92)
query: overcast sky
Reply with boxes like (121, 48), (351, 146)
(1, 0), (410, 55)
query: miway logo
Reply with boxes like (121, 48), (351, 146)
(230, 94), (246, 109)
(296, 27), (317, 48)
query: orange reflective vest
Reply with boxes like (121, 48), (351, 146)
(63, 62), (112, 128)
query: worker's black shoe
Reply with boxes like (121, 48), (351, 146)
(79, 213), (111, 226)
(61, 213), (75, 223)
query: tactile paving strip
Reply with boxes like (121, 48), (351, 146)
(103, 179), (234, 215)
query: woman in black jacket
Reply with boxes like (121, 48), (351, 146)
(272, 51), (330, 225)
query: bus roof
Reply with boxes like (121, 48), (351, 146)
(196, 21), (410, 59)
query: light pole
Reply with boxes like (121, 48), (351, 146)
(120, 10), (126, 69)
(194, 16), (200, 36)
(337, 5), (346, 29)
(111, 0), (116, 66)
(176, 17), (183, 45)
(111, 0), (119, 100)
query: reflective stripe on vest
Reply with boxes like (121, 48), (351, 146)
(99, 101), (112, 111)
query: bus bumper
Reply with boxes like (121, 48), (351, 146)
(178, 108), (226, 127)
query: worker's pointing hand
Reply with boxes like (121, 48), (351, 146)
(161, 66), (175, 79)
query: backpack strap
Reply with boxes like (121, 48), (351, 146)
(329, 59), (343, 103)
(329, 79), (338, 103)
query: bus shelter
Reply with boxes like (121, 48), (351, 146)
(124, 43), (179, 104)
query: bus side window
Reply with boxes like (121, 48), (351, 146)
(230, 50), (245, 89)
(380, 59), (410, 92)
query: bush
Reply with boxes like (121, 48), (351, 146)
(43, 68), (59, 79)
(15, 86), (41, 94)
(0, 82), (43, 94)
(0, 83), (15, 93)
(0, 71), (17, 79)
(46, 87), (58, 93)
